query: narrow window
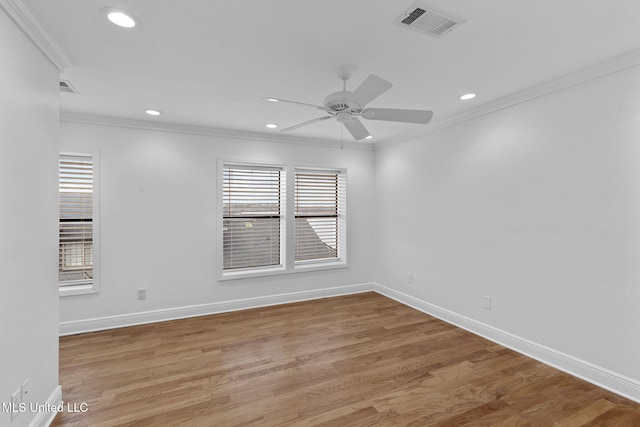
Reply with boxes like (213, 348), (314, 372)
(59, 154), (95, 289)
(295, 169), (345, 263)
(223, 165), (283, 270)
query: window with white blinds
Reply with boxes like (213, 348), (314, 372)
(59, 154), (94, 287)
(295, 169), (344, 263)
(223, 165), (283, 270)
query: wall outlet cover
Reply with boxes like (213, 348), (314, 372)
(483, 296), (492, 310)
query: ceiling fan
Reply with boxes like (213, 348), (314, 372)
(266, 73), (434, 141)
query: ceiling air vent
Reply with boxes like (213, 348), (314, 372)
(59, 80), (78, 94)
(394, 2), (465, 38)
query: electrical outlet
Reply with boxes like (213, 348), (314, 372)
(21, 379), (29, 404)
(137, 288), (147, 300)
(408, 273), (414, 283)
(483, 296), (492, 310)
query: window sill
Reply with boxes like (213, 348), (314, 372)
(294, 259), (348, 273)
(219, 260), (348, 281)
(59, 283), (99, 297)
(219, 265), (287, 281)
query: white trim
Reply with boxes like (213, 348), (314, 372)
(377, 48), (640, 150)
(219, 262), (350, 281)
(59, 284), (99, 297)
(293, 260), (348, 272)
(60, 112), (374, 151)
(0, 0), (72, 71)
(373, 283), (640, 404)
(59, 283), (375, 336)
(29, 385), (61, 427)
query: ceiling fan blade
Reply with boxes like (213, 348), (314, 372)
(264, 97), (325, 110)
(343, 118), (370, 141)
(362, 108), (433, 124)
(352, 75), (393, 108)
(280, 116), (332, 132)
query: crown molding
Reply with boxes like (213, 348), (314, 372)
(0, 0), (72, 71)
(376, 48), (640, 150)
(60, 112), (375, 151)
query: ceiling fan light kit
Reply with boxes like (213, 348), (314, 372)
(269, 73), (433, 141)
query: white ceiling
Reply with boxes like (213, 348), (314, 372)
(25, 0), (640, 144)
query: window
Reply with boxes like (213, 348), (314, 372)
(295, 170), (341, 263)
(61, 241), (93, 270)
(59, 152), (99, 295)
(222, 165), (283, 271)
(219, 162), (346, 279)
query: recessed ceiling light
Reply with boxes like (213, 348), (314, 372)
(265, 123), (278, 129)
(102, 8), (137, 28)
(364, 135), (373, 140)
(460, 93), (476, 101)
(266, 98), (279, 103)
(145, 109), (161, 116)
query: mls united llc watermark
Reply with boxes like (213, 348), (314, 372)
(2, 401), (88, 414)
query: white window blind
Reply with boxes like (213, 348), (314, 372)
(223, 165), (283, 270)
(59, 155), (94, 286)
(295, 170), (342, 262)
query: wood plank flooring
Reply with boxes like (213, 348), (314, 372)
(52, 292), (640, 426)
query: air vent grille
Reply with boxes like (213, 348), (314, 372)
(400, 8), (426, 25)
(394, 2), (465, 38)
(59, 80), (78, 94)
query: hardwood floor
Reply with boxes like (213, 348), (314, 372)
(52, 292), (640, 426)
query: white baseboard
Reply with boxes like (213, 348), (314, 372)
(58, 281), (640, 404)
(59, 283), (375, 336)
(30, 385), (61, 427)
(373, 283), (640, 404)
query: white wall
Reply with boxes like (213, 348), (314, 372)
(0, 7), (60, 427)
(59, 121), (375, 324)
(375, 65), (640, 384)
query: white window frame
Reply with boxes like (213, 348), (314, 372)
(217, 160), (347, 281)
(59, 149), (100, 297)
(218, 160), (287, 280)
(293, 167), (347, 272)
(217, 161), (287, 280)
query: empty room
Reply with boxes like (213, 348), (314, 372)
(2, 0), (640, 425)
